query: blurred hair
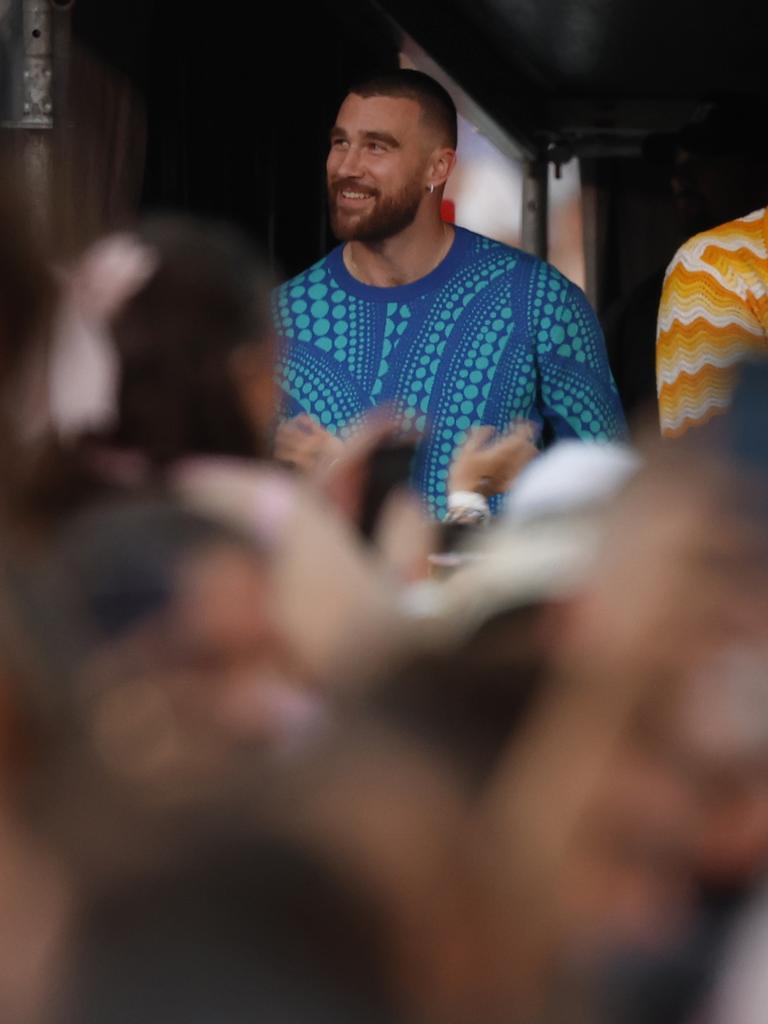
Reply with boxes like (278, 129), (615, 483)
(10, 216), (274, 534)
(0, 158), (58, 390)
(50, 828), (399, 1024)
(371, 603), (548, 789)
(108, 215), (272, 465)
(32, 496), (264, 648)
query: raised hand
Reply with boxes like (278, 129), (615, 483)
(448, 421), (539, 498)
(273, 413), (345, 474)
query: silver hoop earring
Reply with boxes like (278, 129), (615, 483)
(428, 184), (435, 194)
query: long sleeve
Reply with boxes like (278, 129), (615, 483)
(529, 264), (627, 441)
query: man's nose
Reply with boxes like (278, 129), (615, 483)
(337, 145), (363, 177)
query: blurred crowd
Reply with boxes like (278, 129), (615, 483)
(1, 158), (768, 1024)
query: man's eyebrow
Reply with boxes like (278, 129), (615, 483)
(362, 130), (400, 147)
(329, 126), (400, 147)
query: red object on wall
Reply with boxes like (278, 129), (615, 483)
(441, 199), (455, 223)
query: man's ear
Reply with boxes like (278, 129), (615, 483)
(229, 337), (278, 445)
(426, 147), (457, 191)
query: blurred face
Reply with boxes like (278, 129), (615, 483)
(327, 94), (435, 243)
(83, 541), (321, 779)
(545, 458), (768, 949)
(166, 543), (319, 738)
(561, 741), (699, 954)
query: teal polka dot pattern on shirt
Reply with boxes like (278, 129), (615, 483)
(273, 227), (626, 517)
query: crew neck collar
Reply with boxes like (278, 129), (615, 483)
(326, 225), (473, 302)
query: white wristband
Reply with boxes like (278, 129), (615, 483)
(447, 490), (490, 515)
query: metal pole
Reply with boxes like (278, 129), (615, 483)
(19, 0), (53, 233)
(521, 157), (548, 261)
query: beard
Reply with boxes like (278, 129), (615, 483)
(328, 177), (424, 243)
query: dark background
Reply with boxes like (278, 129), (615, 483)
(63, 0), (768, 419)
(70, 0), (399, 279)
(69, 0), (768, 283)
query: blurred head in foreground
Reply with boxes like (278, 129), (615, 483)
(48, 825), (400, 1024)
(18, 215), (276, 535)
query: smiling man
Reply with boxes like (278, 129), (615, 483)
(273, 69), (625, 517)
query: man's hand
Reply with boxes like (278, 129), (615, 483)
(273, 414), (345, 474)
(273, 410), (416, 530)
(448, 421), (538, 497)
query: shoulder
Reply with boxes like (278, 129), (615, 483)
(272, 251), (337, 307)
(665, 208), (768, 281)
(453, 228), (590, 309)
(272, 250), (344, 340)
(455, 226), (543, 276)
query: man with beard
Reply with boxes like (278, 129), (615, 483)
(273, 70), (625, 518)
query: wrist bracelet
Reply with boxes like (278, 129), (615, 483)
(444, 506), (489, 526)
(447, 490), (490, 515)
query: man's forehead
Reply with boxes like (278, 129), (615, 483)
(335, 93), (423, 135)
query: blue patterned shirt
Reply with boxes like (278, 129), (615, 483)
(273, 226), (626, 517)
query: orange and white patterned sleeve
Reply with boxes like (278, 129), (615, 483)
(656, 219), (768, 438)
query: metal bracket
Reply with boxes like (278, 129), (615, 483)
(19, 0), (52, 127)
(521, 158), (549, 260)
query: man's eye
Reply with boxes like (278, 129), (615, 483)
(331, 138), (348, 150)
(369, 142), (386, 153)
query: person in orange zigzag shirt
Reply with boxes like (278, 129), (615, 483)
(657, 207), (768, 438)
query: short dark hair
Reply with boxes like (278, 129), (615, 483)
(348, 69), (457, 149)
